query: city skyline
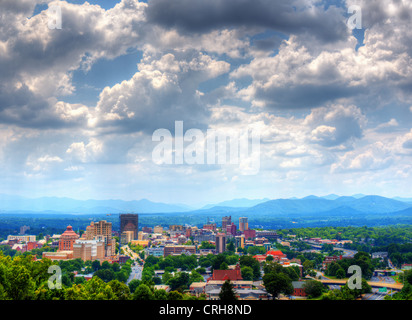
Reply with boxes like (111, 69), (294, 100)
(1, 0), (412, 207)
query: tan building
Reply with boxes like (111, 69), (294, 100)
(169, 225), (184, 232)
(83, 220), (113, 257)
(73, 240), (105, 261)
(164, 245), (196, 257)
(138, 231), (149, 240)
(130, 240), (150, 248)
(239, 217), (249, 232)
(154, 225), (163, 234)
(121, 231), (135, 244)
(7, 235), (37, 243)
(281, 241), (291, 247)
(42, 251), (73, 261)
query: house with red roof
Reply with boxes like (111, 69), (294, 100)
(210, 264), (243, 281)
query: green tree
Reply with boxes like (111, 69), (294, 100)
(168, 290), (183, 300)
(92, 260), (101, 271)
(219, 262), (229, 270)
(154, 289), (168, 300)
(219, 280), (238, 301)
(336, 268), (346, 279)
(303, 280), (325, 298)
(227, 241), (235, 252)
(132, 284), (154, 300)
(240, 266), (254, 281)
(108, 280), (131, 300)
(168, 272), (190, 291)
(94, 269), (115, 282)
(239, 255), (261, 280)
(263, 272), (293, 300)
(6, 264), (36, 300)
(112, 263), (120, 272)
(128, 279), (141, 293)
(189, 270), (204, 284)
(162, 271), (173, 284)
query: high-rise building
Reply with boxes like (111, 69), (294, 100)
(83, 220), (113, 257)
(59, 226), (79, 251)
(226, 223), (237, 236)
(239, 217), (249, 232)
(215, 233), (226, 253)
(19, 225), (30, 235)
(222, 216), (231, 230)
(120, 214), (139, 240)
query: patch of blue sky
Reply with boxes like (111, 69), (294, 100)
(59, 49), (142, 106)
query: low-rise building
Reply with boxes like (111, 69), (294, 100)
(292, 281), (307, 297)
(7, 235), (36, 242)
(121, 231), (135, 245)
(210, 264), (243, 281)
(322, 255), (343, 269)
(73, 240), (105, 261)
(42, 251), (73, 260)
(130, 240), (150, 248)
(163, 245), (196, 257)
(154, 225), (163, 234)
(146, 247), (164, 257)
(206, 288), (269, 300)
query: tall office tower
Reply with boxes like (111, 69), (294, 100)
(83, 220), (113, 256)
(222, 216), (231, 230)
(120, 214), (139, 240)
(239, 217), (249, 232)
(215, 233), (226, 254)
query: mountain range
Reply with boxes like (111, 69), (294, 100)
(0, 194), (192, 214)
(0, 194), (412, 217)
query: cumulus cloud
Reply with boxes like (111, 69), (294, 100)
(146, 0), (350, 43)
(92, 50), (230, 134)
(304, 104), (366, 147)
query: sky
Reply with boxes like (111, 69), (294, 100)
(1, 0), (412, 207)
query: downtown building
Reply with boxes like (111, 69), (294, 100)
(73, 240), (105, 261)
(120, 213), (139, 242)
(82, 220), (115, 257)
(222, 216), (231, 230)
(215, 233), (226, 253)
(239, 217), (249, 232)
(163, 245), (196, 257)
